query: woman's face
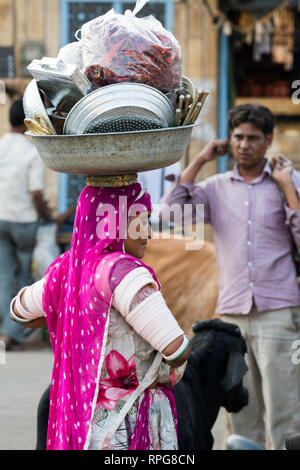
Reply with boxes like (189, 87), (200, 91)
(124, 212), (151, 259)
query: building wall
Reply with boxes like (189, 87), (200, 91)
(0, 0), (60, 215)
(174, 0), (219, 241)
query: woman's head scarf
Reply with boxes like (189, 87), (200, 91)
(43, 183), (155, 450)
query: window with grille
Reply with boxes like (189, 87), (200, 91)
(59, 0), (173, 211)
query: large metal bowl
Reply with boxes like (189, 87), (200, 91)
(63, 83), (175, 135)
(27, 125), (195, 175)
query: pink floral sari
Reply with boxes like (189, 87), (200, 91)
(42, 183), (178, 450)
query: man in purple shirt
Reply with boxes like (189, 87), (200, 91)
(161, 104), (300, 449)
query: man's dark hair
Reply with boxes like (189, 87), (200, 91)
(228, 104), (275, 136)
(9, 99), (25, 127)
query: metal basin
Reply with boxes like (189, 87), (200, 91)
(27, 125), (195, 175)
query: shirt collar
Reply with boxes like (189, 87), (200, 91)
(230, 158), (272, 183)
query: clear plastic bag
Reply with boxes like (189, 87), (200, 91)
(57, 40), (83, 71)
(81, 0), (182, 93)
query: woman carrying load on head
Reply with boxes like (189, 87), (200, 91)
(9, 174), (191, 451)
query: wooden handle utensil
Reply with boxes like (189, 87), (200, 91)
(182, 89), (203, 126)
(189, 102), (203, 124)
(175, 108), (182, 126)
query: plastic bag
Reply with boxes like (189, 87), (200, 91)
(81, 0), (182, 93)
(32, 224), (60, 281)
(57, 40), (83, 71)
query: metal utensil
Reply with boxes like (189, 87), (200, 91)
(27, 57), (92, 113)
(182, 76), (196, 99)
(182, 89), (210, 126)
(24, 114), (56, 135)
(84, 113), (164, 134)
(63, 83), (175, 135)
(27, 125), (196, 176)
(46, 107), (67, 135)
(23, 79), (56, 135)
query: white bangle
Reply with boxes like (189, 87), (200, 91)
(162, 335), (190, 362)
(10, 291), (33, 324)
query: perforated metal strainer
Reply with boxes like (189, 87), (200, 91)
(84, 108), (164, 134)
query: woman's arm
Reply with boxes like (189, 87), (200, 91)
(129, 284), (191, 367)
(111, 267), (191, 367)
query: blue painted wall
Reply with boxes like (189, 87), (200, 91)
(218, 31), (229, 174)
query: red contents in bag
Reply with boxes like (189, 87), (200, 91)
(82, 10), (182, 93)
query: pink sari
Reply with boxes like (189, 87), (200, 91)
(42, 183), (177, 450)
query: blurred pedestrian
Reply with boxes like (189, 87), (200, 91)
(0, 99), (50, 350)
(161, 104), (300, 449)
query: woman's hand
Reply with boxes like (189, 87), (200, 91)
(10, 314), (47, 329)
(10, 292), (47, 329)
(162, 335), (191, 368)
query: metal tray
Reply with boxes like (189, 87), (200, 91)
(63, 83), (175, 135)
(27, 125), (195, 175)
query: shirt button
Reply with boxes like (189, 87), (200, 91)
(248, 220), (252, 225)
(247, 241), (252, 246)
(248, 262), (252, 266)
(248, 185), (252, 189)
(249, 282), (254, 288)
(245, 201), (249, 206)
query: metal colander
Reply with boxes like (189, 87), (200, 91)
(84, 110), (164, 134)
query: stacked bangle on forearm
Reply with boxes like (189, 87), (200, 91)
(10, 289), (33, 324)
(162, 335), (190, 362)
(9, 279), (45, 325)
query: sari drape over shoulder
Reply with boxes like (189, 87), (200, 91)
(42, 184), (182, 450)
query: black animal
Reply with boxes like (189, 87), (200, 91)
(36, 385), (51, 450)
(36, 319), (248, 450)
(173, 318), (249, 450)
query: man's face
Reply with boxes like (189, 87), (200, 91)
(230, 122), (273, 169)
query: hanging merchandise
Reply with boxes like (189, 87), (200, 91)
(203, 0), (296, 71)
(272, 9), (295, 71)
(238, 11), (255, 34)
(253, 19), (273, 62)
(222, 21), (232, 37)
(202, 0), (294, 35)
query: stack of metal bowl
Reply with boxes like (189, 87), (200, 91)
(23, 78), (196, 176)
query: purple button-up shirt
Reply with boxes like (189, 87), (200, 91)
(160, 159), (300, 314)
